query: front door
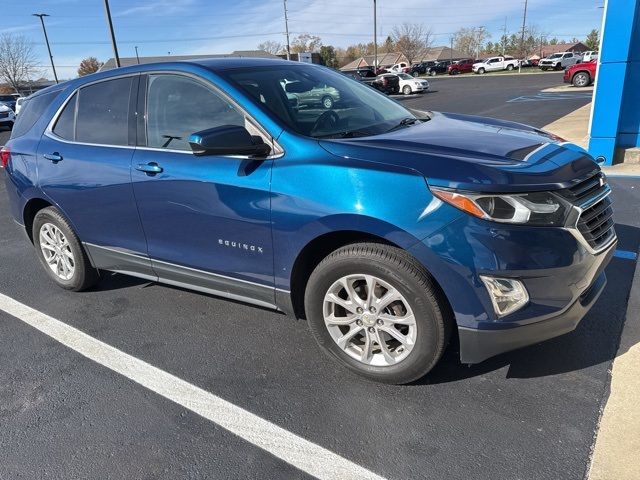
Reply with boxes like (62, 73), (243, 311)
(131, 73), (275, 306)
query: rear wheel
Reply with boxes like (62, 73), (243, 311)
(506, 64), (514, 71)
(412, 71), (419, 77)
(429, 70), (436, 76)
(32, 207), (100, 291)
(402, 85), (412, 95)
(477, 67), (485, 74)
(572, 71), (591, 87)
(305, 243), (450, 384)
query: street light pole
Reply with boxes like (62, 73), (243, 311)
(32, 14), (58, 84)
(135, 46), (140, 64)
(103, 0), (121, 67)
(283, 0), (291, 60)
(373, 0), (378, 72)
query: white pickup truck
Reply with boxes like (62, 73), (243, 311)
(472, 56), (519, 74)
(538, 52), (582, 70)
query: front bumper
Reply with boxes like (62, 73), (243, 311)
(458, 265), (609, 363)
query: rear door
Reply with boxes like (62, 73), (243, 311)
(130, 73), (276, 306)
(37, 74), (154, 278)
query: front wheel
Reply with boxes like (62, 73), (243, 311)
(33, 207), (100, 291)
(412, 71), (419, 77)
(402, 85), (412, 95)
(477, 67), (485, 74)
(305, 243), (450, 384)
(429, 70), (436, 76)
(572, 72), (591, 87)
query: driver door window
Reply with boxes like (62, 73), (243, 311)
(146, 74), (245, 151)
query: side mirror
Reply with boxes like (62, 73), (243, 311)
(188, 125), (272, 157)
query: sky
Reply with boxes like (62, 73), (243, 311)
(1, 0), (606, 79)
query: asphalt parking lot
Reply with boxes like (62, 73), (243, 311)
(1, 72), (637, 480)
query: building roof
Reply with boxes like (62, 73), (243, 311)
(418, 46), (468, 62)
(100, 50), (279, 71)
(340, 52), (407, 70)
(539, 42), (590, 57)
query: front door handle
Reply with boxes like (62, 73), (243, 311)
(44, 152), (63, 163)
(135, 162), (163, 175)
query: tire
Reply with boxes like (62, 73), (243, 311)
(429, 70), (436, 77)
(32, 206), (100, 291)
(304, 243), (451, 384)
(555, 63), (562, 70)
(412, 71), (419, 77)
(541, 67), (547, 71)
(321, 96), (333, 109)
(477, 67), (485, 74)
(572, 71), (591, 87)
(506, 64), (514, 71)
(452, 70), (459, 75)
(402, 85), (412, 95)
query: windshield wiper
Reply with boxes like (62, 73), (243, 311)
(385, 117), (422, 133)
(315, 130), (371, 139)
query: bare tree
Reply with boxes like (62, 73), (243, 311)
(291, 34), (323, 54)
(78, 57), (103, 77)
(453, 27), (491, 58)
(0, 34), (39, 92)
(390, 23), (433, 65)
(257, 40), (284, 55)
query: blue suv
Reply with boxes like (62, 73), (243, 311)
(1, 59), (616, 384)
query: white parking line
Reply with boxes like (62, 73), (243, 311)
(0, 292), (386, 480)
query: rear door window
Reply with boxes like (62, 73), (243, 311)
(10, 91), (59, 139)
(75, 77), (134, 146)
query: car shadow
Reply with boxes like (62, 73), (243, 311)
(421, 222), (640, 384)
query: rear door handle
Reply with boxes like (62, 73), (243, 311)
(135, 162), (163, 175)
(44, 152), (63, 163)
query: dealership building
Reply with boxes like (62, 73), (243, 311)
(589, 0), (639, 165)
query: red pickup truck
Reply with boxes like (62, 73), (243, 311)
(448, 58), (476, 75)
(563, 60), (597, 87)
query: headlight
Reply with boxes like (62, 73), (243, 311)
(430, 187), (569, 226)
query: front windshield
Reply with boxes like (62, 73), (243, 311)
(398, 73), (413, 80)
(549, 54), (563, 59)
(224, 65), (417, 139)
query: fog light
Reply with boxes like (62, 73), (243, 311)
(480, 276), (529, 317)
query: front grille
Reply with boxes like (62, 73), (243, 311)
(0, 112), (8, 118)
(558, 170), (616, 250)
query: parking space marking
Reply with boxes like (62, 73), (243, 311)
(614, 249), (639, 261)
(507, 92), (594, 103)
(0, 292), (386, 480)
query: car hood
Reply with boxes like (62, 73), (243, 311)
(319, 111), (598, 192)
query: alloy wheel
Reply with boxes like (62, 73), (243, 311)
(39, 223), (75, 280)
(322, 274), (417, 366)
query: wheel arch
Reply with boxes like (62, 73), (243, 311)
(23, 197), (54, 243)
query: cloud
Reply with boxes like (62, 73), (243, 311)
(116, 0), (197, 18)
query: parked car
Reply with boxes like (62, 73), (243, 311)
(582, 51), (598, 62)
(14, 97), (26, 116)
(291, 82), (340, 109)
(0, 103), (15, 129)
(0, 94), (17, 111)
(472, 56), (519, 74)
(426, 60), (452, 76)
(1, 59), (616, 384)
(447, 58), (476, 75)
(397, 73), (429, 95)
(563, 60), (597, 87)
(410, 61), (436, 77)
(539, 52), (582, 70)
(371, 73), (400, 94)
(388, 62), (410, 74)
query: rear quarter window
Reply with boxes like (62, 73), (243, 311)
(10, 91), (60, 139)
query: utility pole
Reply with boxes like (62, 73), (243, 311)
(519, 0), (528, 73)
(135, 46), (140, 64)
(373, 0), (378, 72)
(283, 0), (291, 60)
(476, 26), (485, 60)
(32, 14), (58, 84)
(502, 17), (507, 56)
(450, 36), (453, 63)
(103, 0), (120, 68)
